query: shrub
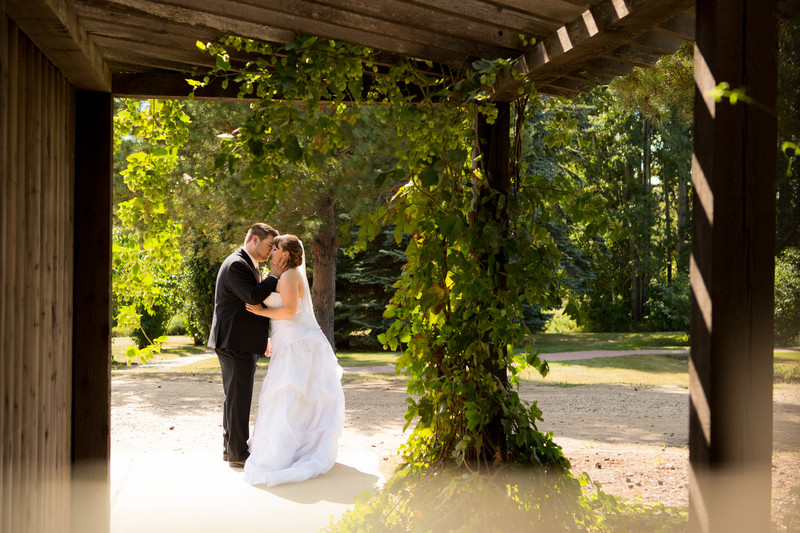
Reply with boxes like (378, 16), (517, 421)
(130, 303), (172, 349)
(566, 294), (632, 332)
(335, 226), (406, 350)
(326, 466), (687, 532)
(774, 247), (800, 346)
(644, 273), (690, 332)
(545, 307), (578, 333)
(166, 313), (188, 335)
(182, 254), (219, 346)
(522, 303), (552, 334)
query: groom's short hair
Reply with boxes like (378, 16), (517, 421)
(245, 223), (278, 243)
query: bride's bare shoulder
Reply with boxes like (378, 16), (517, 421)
(277, 267), (302, 286)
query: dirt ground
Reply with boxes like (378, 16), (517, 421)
(111, 367), (800, 521)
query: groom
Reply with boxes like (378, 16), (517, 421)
(208, 223), (287, 468)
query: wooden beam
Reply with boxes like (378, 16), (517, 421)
(656, 12), (696, 41)
(112, 72), (251, 100)
(406, 0), (565, 36)
(6, 0), (110, 90)
(79, 0), (295, 45)
(633, 29), (687, 54)
(608, 44), (663, 68)
(83, 0), (478, 66)
(486, 0), (585, 19)
(689, 0), (777, 531)
(72, 90), (112, 533)
(311, 0), (534, 51)
(585, 56), (636, 77)
(91, 34), (217, 69)
(491, 0), (694, 101)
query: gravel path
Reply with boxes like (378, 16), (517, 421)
(113, 349), (798, 521)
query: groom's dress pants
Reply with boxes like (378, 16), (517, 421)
(215, 347), (260, 462)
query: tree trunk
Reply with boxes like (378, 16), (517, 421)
(677, 169), (689, 272)
(631, 119), (652, 322)
(642, 119), (652, 195)
(664, 170), (672, 284)
(630, 237), (644, 322)
(309, 195), (338, 348)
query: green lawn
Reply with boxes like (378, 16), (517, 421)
(774, 351), (800, 383)
(532, 331), (689, 353)
(112, 334), (399, 373)
(518, 353), (690, 388)
(111, 333), (798, 387)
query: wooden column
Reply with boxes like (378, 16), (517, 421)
(475, 102), (511, 460)
(72, 90), (112, 533)
(689, 1), (777, 531)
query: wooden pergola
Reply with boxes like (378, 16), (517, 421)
(1, 1), (789, 531)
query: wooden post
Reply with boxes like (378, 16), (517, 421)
(475, 102), (511, 460)
(689, 1), (777, 531)
(71, 90), (112, 533)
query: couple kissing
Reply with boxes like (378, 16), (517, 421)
(208, 223), (345, 486)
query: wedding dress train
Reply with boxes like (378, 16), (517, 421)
(243, 290), (345, 487)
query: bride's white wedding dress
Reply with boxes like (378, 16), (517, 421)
(243, 287), (345, 487)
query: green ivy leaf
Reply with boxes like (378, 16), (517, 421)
(284, 136), (303, 163)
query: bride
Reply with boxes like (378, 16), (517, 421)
(242, 234), (345, 487)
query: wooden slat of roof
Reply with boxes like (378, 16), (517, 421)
(12, 0), (696, 98)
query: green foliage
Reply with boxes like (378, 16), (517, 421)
(197, 35), (573, 469)
(130, 303), (172, 349)
(335, 226), (407, 350)
(522, 304), (552, 334)
(113, 99), (191, 362)
(544, 308), (578, 333)
(566, 293), (632, 333)
(165, 313), (189, 336)
(774, 247), (800, 346)
(181, 249), (219, 345)
(193, 38), (412, 343)
(610, 41), (694, 124)
(777, 17), (800, 253)
(774, 364), (800, 383)
(194, 36), (377, 207)
(326, 467), (687, 532)
(644, 273), (690, 332)
(544, 81), (693, 332)
(365, 92), (575, 467)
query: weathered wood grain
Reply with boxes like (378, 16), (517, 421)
(7, 0), (110, 90)
(1, 19), (74, 531)
(689, 0), (778, 531)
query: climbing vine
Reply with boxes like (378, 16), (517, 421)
(195, 35), (581, 470)
(113, 99), (190, 361)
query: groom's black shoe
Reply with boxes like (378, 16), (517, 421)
(228, 460), (245, 469)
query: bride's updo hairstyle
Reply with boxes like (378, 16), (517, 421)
(275, 234), (303, 268)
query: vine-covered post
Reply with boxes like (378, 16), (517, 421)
(474, 101), (511, 461)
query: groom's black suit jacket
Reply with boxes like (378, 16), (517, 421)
(208, 248), (278, 355)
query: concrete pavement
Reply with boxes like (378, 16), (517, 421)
(111, 450), (382, 533)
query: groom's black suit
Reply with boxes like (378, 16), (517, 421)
(208, 248), (278, 463)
